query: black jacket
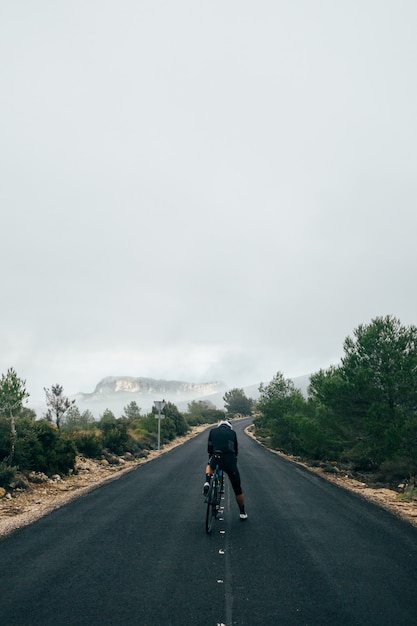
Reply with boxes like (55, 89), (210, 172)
(208, 425), (238, 456)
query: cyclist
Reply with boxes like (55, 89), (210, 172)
(203, 419), (248, 520)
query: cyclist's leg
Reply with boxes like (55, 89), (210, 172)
(223, 457), (247, 519)
(203, 458), (214, 495)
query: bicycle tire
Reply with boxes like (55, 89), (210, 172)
(205, 481), (216, 533)
(213, 479), (221, 518)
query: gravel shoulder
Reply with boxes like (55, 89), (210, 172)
(2, 422), (417, 537)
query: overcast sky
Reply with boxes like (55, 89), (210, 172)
(1, 1), (417, 405)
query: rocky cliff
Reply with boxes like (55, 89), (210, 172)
(73, 376), (226, 415)
(89, 376), (223, 397)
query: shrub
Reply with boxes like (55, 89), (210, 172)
(101, 420), (132, 455)
(377, 457), (417, 484)
(136, 433), (158, 451)
(13, 420), (76, 476)
(72, 432), (103, 459)
(400, 485), (417, 501)
(0, 461), (16, 487)
(0, 417), (11, 460)
(48, 437), (77, 475)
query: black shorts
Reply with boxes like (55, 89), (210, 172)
(209, 452), (242, 496)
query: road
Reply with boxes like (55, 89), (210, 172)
(1, 418), (417, 625)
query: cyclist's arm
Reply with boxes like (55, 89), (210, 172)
(208, 431), (213, 456)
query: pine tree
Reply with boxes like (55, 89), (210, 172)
(0, 368), (29, 465)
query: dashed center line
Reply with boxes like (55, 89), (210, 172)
(213, 483), (233, 626)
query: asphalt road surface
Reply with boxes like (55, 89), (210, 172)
(1, 418), (417, 626)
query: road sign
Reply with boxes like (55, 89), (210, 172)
(154, 400), (166, 413)
(154, 400), (166, 450)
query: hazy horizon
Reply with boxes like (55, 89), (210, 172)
(29, 372), (311, 418)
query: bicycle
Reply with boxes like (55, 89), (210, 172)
(205, 453), (224, 534)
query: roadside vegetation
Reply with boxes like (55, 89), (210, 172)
(1, 315), (416, 499)
(0, 372), (232, 489)
(254, 316), (417, 497)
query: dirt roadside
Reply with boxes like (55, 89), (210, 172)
(1, 423), (417, 537)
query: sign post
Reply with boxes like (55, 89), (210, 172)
(154, 400), (166, 451)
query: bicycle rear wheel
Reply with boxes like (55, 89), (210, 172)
(205, 480), (217, 534)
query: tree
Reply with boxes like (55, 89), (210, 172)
(186, 400), (224, 425)
(0, 368), (29, 466)
(342, 315), (417, 412)
(162, 401), (189, 437)
(101, 419), (130, 455)
(98, 409), (117, 425)
(223, 388), (253, 416)
(44, 384), (75, 430)
(60, 406), (96, 432)
(309, 316), (417, 469)
(122, 401), (141, 422)
(12, 418), (76, 476)
(256, 372), (307, 452)
(341, 316), (417, 464)
(257, 373), (304, 419)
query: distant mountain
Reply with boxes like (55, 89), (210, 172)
(79, 376), (224, 398)
(73, 376), (226, 417)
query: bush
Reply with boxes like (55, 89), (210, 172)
(160, 417), (177, 443)
(340, 440), (379, 472)
(186, 412), (222, 426)
(136, 433), (158, 451)
(0, 417), (11, 460)
(400, 485), (417, 501)
(13, 420), (76, 476)
(101, 420), (132, 455)
(49, 437), (77, 475)
(377, 457), (417, 484)
(0, 461), (16, 487)
(72, 432), (103, 459)
(139, 414), (158, 434)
